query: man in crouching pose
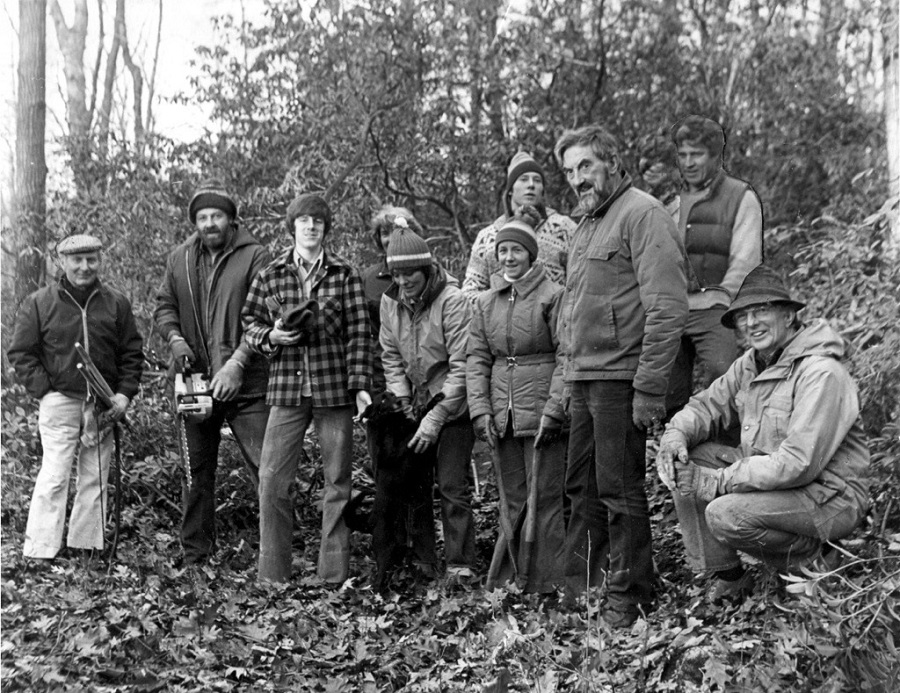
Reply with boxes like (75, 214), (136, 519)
(657, 265), (869, 602)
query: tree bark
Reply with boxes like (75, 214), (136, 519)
(97, 0), (123, 161)
(884, 0), (900, 249)
(49, 0), (90, 193)
(15, 0), (48, 305)
(114, 0), (144, 147)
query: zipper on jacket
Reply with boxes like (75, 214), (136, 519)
(506, 287), (517, 432)
(185, 249), (212, 368)
(61, 286), (101, 397)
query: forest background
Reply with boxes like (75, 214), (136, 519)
(1, 0), (899, 691)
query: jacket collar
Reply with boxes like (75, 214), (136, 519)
(579, 174), (633, 219)
(681, 168), (726, 199)
(489, 263), (546, 299)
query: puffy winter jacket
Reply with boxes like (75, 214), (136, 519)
(467, 265), (566, 436)
(380, 265), (469, 424)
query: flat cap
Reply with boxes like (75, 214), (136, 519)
(57, 234), (103, 255)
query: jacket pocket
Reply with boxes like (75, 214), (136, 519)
(758, 394), (792, 448)
(583, 245), (619, 296)
(318, 297), (344, 341)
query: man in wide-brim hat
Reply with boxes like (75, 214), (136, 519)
(657, 264), (870, 603)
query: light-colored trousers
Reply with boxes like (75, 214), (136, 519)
(23, 391), (112, 558)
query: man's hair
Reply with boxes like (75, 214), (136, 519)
(671, 115), (726, 159)
(554, 125), (620, 167)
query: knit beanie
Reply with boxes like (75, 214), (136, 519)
(495, 219), (539, 262)
(189, 177), (238, 224)
(504, 151), (545, 215)
(385, 223), (433, 271)
(286, 193), (332, 236)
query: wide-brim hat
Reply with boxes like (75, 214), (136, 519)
(721, 264), (806, 328)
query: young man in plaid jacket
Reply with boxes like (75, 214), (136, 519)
(242, 193), (373, 584)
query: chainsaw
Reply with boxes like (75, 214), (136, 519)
(174, 358), (213, 421)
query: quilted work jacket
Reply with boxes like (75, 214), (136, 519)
(668, 319), (869, 511)
(466, 265), (566, 437)
(242, 247), (372, 407)
(379, 265), (470, 425)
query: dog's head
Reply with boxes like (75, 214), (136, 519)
(362, 391), (446, 424)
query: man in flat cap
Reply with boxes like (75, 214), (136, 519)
(9, 234), (144, 561)
(154, 177), (272, 566)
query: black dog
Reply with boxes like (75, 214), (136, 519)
(344, 391), (443, 592)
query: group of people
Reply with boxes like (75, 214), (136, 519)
(10, 115), (869, 629)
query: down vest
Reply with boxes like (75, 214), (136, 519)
(668, 319), (869, 511)
(466, 266), (566, 437)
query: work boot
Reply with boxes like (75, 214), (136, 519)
(706, 571), (755, 604)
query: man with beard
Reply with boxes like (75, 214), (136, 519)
(555, 125), (687, 627)
(155, 177), (271, 567)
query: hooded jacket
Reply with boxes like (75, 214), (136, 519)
(466, 265), (566, 437)
(9, 277), (144, 401)
(668, 319), (869, 510)
(155, 226), (271, 399)
(380, 264), (470, 425)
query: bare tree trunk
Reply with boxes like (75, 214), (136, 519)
(145, 0), (163, 136)
(97, 0), (123, 161)
(884, 0), (900, 249)
(14, 0), (48, 306)
(114, 0), (144, 148)
(49, 0), (91, 193)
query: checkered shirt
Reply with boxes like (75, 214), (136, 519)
(242, 248), (373, 407)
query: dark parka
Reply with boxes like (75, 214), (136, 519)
(9, 278), (144, 400)
(154, 227), (270, 399)
(467, 266), (566, 437)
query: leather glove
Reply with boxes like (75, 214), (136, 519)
(282, 299), (319, 344)
(534, 414), (562, 449)
(674, 461), (723, 503)
(396, 396), (414, 419)
(211, 359), (244, 402)
(169, 334), (195, 365)
(656, 428), (689, 491)
(632, 390), (666, 430)
(409, 409), (444, 454)
(98, 393), (130, 429)
(473, 413), (498, 449)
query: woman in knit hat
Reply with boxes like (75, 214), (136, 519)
(466, 217), (567, 593)
(379, 224), (477, 578)
(461, 150), (576, 301)
(360, 206), (425, 394)
(657, 265), (869, 603)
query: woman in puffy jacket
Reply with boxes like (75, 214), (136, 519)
(466, 217), (568, 593)
(379, 221), (477, 577)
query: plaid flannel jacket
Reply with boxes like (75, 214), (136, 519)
(242, 248), (373, 407)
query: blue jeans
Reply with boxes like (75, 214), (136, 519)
(565, 380), (654, 607)
(258, 401), (353, 583)
(435, 416), (476, 568)
(674, 442), (864, 572)
(180, 397), (268, 561)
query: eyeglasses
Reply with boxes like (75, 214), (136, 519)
(734, 304), (777, 327)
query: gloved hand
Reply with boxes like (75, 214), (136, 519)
(656, 428), (689, 491)
(211, 359), (244, 402)
(396, 396), (414, 419)
(409, 409), (444, 454)
(534, 414), (562, 449)
(674, 461), (723, 503)
(353, 390), (372, 422)
(473, 413), (498, 449)
(98, 393), (130, 429)
(169, 334), (195, 365)
(632, 390), (666, 430)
